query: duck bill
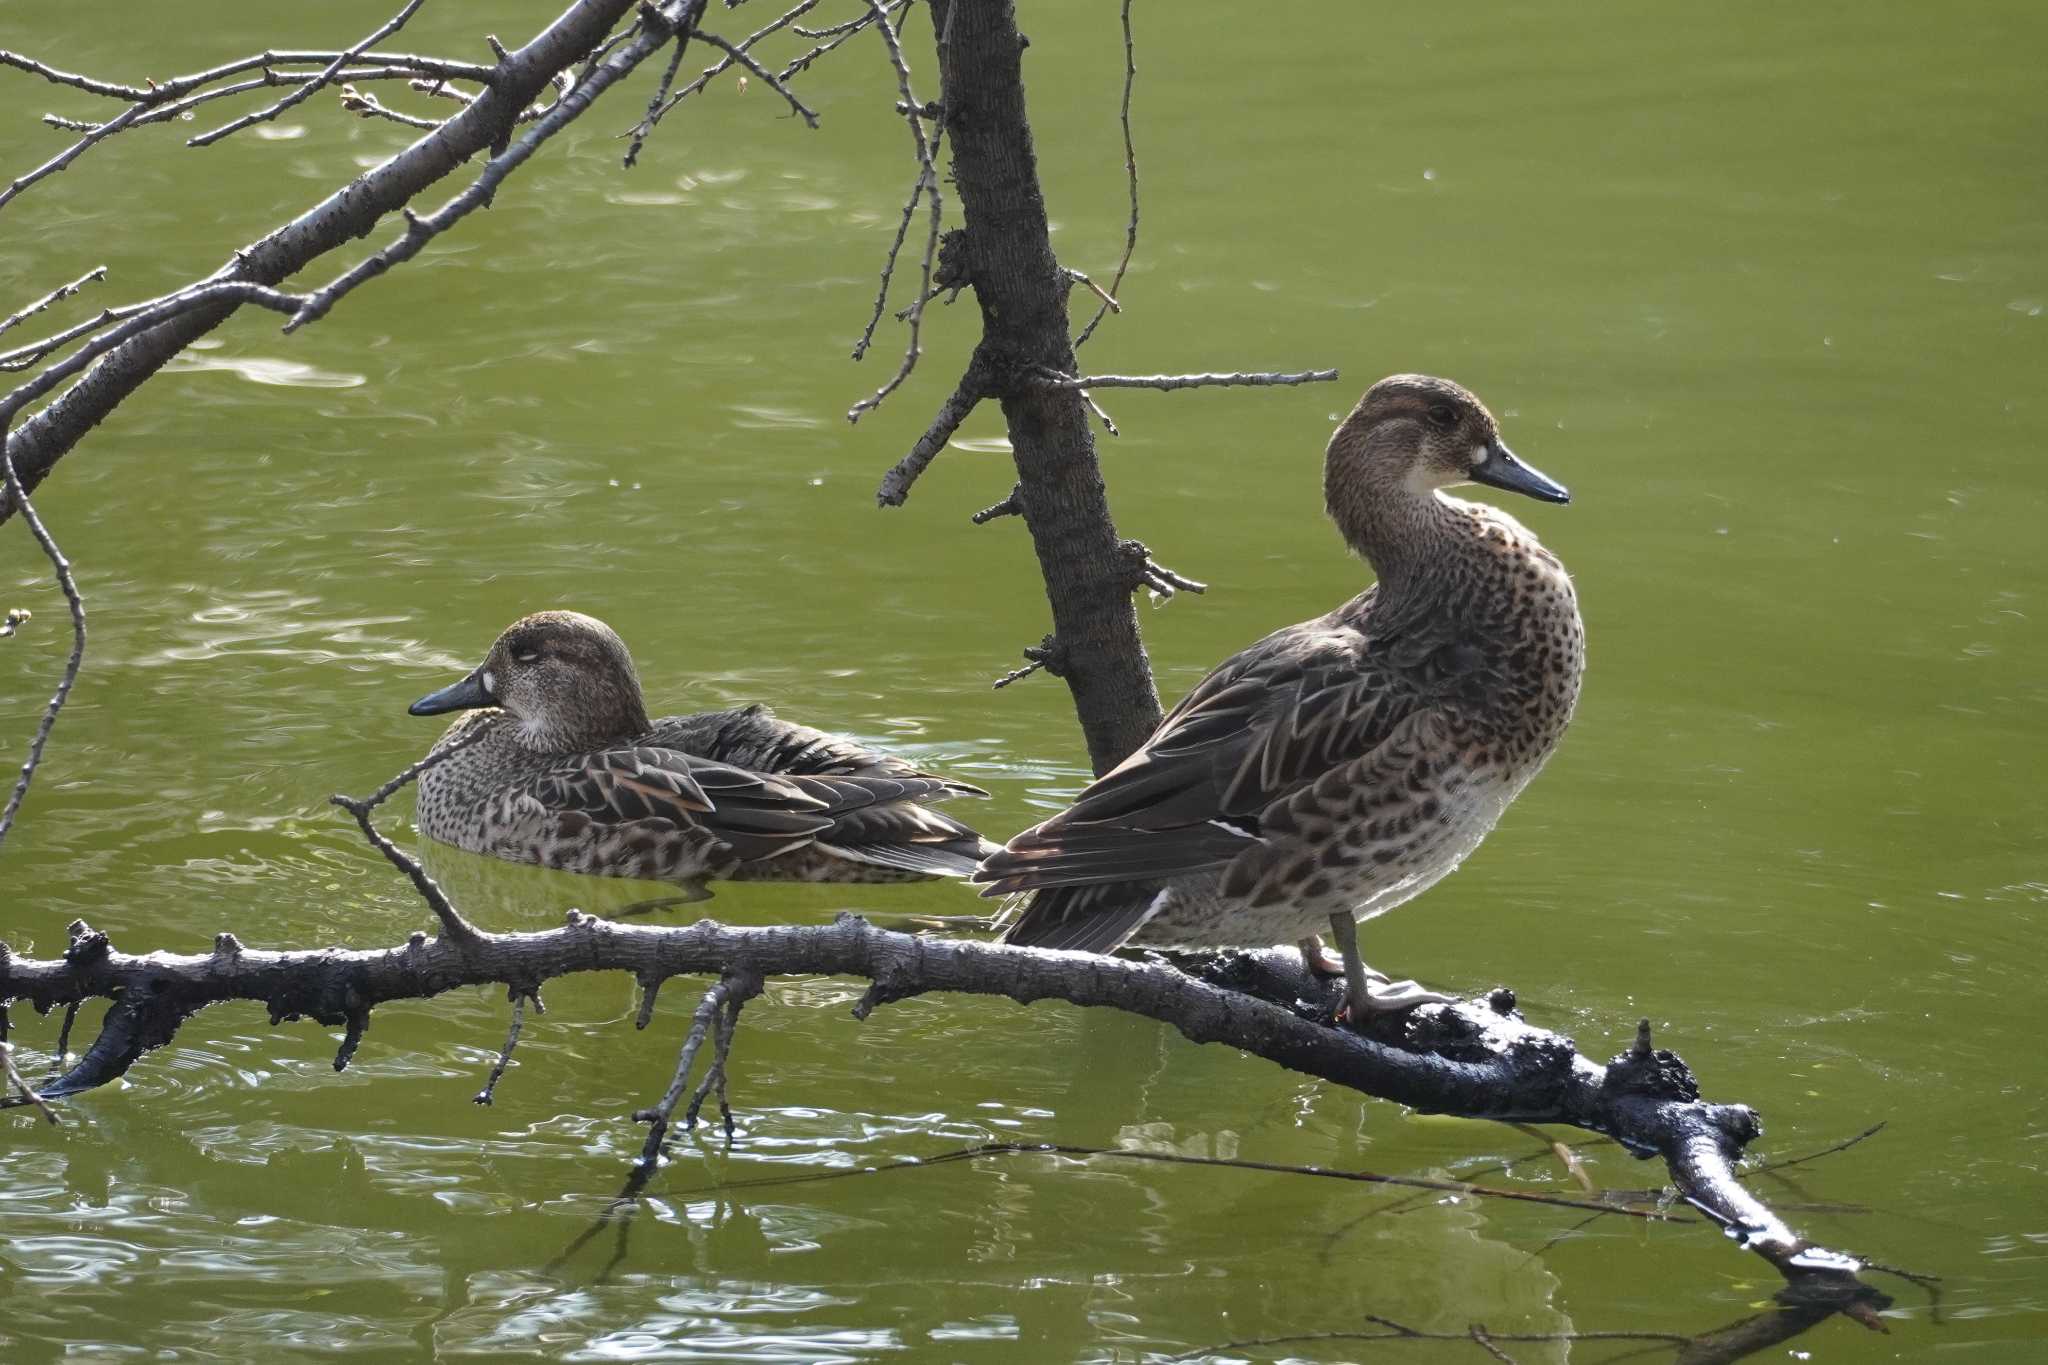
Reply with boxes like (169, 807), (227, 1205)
(1470, 440), (1570, 505)
(408, 669), (495, 717)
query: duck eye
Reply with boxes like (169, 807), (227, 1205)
(1427, 405), (1458, 431)
(512, 650), (541, 664)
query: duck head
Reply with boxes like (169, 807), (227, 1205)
(1324, 374), (1568, 550)
(409, 610), (652, 751)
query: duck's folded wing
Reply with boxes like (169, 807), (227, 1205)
(649, 705), (989, 799)
(781, 772), (1002, 876)
(977, 624), (1433, 943)
(523, 745), (837, 864)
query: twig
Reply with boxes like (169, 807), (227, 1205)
(875, 368), (982, 506)
(1746, 1122), (1886, 1178)
(992, 635), (1064, 690)
(49, 1000), (78, 1074)
(0, 437), (86, 854)
(682, 977), (750, 1134)
(632, 967), (763, 1163)
(970, 482), (1021, 525)
(778, 0), (900, 81)
(622, 9), (696, 169)
(1036, 368), (1340, 392)
(0, 282), (306, 416)
(1076, 385), (1118, 436)
(1, 1041), (59, 1124)
(1072, 0), (1138, 350)
(337, 86), (442, 131)
(473, 988), (534, 1104)
(0, 46), (494, 213)
(40, 66), (473, 137)
(635, 0), (826, 134)
(1469, 1324), (1518, 1364)
(0, 47), (495, 100)
(187, 0), (430, 147)
(0, 50), (152, 100)
(846, 0), (943, 424)
(1120, 538), (1204, 601)
(690, 30), (820, 126)
(1066, 267), (1120, 315)
(328, 725), (492, 943)
(849, 163), (931, 362)
(0, 267), (107, 340)
(284, 1), (709, 334)
(2, 101), (155, 213)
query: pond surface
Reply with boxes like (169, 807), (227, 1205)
(3, 1), (2045, 1360)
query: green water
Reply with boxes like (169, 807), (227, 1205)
(3, 1), (2045, 1359)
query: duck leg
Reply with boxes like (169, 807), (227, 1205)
(1327, 912), (1454, 1016)
(1298, 935), (1345, 978)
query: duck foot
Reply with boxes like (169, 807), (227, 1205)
(1297, 935), (1346, 979)
(1326, 913), (1454, 1018)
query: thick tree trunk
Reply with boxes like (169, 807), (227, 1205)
(930, 0), (1162, 773)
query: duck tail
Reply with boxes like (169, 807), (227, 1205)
(995, 882), (1163, 954)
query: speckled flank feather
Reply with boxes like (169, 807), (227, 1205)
(978, 375), (1584, 955)
(410, 613), (997, 892)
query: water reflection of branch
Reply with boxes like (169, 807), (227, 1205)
(1169, 1313), (1693, 1365)
(647, 1139), (1689, 1221)
(1320, 1132), (1617, 1266)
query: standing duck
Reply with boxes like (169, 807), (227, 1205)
(973, 375), (1584, 1016)
(408, 611), (999, 895)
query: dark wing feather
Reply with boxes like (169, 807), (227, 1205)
(525, 716), (996, 877)
(521, 746), (835, 864)
(997, 884), (1161, 953)
(979, 599), (1434, 913)
(650, 704), (989, 798)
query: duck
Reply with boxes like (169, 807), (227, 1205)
(972, 374), (1584, 1018)
(407, 611), (1000, 895)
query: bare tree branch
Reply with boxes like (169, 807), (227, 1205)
(285, 2), (710, 334)
(0, 908), (1893, 1336)
(186, 0), (430, 147)
(0, 1040), (59, 1124)
(0, 267), (106, 340)
(846, 0), (944, 423)
(0, 0), (665, 523)
(691, 28), (821, 127)
(1072, 0), (1138, 351)
(875, 363), (983, 505)
(0, 436), (85, 854)
(633, 967), (762, 1161)
(473, 987), (537, 1105)
(631, 0), (828, 135)
(327, 728), (494, 944)
(970, 481), (1021, 524)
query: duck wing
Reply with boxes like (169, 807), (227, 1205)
(522, 746), (996, 876)
(978, 603), (1446, 948)
(649, 704), (989, 799)
(523, 745), (837, 865)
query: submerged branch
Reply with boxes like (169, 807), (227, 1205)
(0, 908), (1890, 1333)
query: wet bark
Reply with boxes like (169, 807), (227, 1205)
(0, 912), (1892, 1355)
(929, 0), (1163, 772)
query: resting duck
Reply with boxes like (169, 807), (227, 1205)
(408, 611), (999, 895)
(974, 374), (1584, 1017)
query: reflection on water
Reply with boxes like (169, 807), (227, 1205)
(3, 0), (2047, 1357)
